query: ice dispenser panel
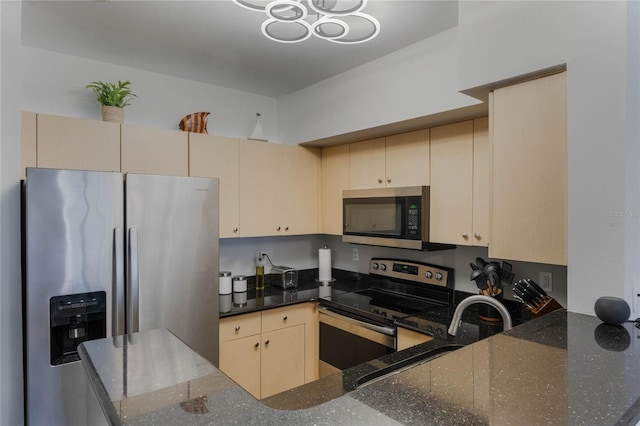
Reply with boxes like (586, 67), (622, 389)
(49, 291), (106, 365)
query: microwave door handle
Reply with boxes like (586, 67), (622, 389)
(113, 228), (125, 336)
(127, 228), (140, 334)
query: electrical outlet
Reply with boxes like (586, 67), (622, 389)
(352, 248), (359, 261)
(540, 272), (553, 292)
(257, 251), (267, 265)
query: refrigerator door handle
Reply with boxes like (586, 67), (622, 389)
(113, 228), (125, 336)
(127, 227), (140, 334)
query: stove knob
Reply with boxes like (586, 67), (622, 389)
(426, 325), (433, 333)
(425, 271), (433, 279)
(372, 263), (379, 270)
(380, 311), (387, 317)
(435, 328), (443, 337)
(435, 272), (443, 281)
(379, 264), (387, 271)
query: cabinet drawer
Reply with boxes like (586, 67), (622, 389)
(219, 312), (261, 342)
(261, 304), (307, 332)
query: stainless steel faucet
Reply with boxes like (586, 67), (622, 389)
(448, 295), (512, 336)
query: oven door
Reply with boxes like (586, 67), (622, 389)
(318, 307), (396, 378)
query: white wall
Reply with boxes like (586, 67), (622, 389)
(625, 0), (640, 315)
(456, 1), (630, 315)
(0, 2), (24, 425)
(21, 47), (280, 142)
(277, 28), (481, 144)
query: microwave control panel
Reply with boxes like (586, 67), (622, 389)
(369, 258), (453, 289)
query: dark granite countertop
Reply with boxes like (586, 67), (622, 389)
(79, 310), (640, 425)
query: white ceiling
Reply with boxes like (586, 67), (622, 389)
(22, 0), (459, 98)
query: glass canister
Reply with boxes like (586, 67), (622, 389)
(233, 275), (248, 293)
(219, 271), (232, 295)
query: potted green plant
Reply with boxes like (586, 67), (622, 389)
(86, 80), (137, 123)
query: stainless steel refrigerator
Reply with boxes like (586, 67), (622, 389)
(23, 167), (219, 426)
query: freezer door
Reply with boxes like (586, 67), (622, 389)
(24, 167), (123, 426)
(125, 174), (219, 366)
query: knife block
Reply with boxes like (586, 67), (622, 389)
(528, 296), (564, 319)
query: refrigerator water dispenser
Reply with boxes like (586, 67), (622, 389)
(49, 291), (107, 365)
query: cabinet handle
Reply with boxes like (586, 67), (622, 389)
(284, 226), (289, 231)
(462, 233), (469, 240)
(387, 177), (391, 183)
(233, 227), (238, 233)
(474, 232), (481, 239)
(378, 178), (383, 184)
(254, 342), (259, 348)
(265, 340), (270, 345)
(276, 226), (281, 231)
(283, 316), (288, 321)
(235, 325), (240, 332)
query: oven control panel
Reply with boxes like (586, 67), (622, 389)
(369, 258), (453, 288)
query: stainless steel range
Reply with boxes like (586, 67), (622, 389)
(318, 258), (454, 376)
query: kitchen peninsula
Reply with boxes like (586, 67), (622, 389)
(79, 308), (640, 425)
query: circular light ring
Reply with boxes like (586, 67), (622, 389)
(266, 0), (307, 22)
(308, 0), (367, 16)
(312, 17), (349, 40)
(326, 12), (380, 44)
(261, 18), (313, 43)
(233, 0), (301, 13)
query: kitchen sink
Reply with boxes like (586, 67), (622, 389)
(355, 344), (466, 389)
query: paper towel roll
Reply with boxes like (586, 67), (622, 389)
(319, 246), (332, 282)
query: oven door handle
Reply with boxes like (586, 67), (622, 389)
(319, 307), (396, 336)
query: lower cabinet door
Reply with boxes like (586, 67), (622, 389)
(219, 335), (261, 399)
(260, 325), (305, 399)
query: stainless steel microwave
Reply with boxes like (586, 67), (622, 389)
(342, 186), (454, 251)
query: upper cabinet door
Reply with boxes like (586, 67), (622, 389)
(37, 113), (121, 172)
(189, 134), (240, 238)
(490, 72), (567, 265)
(472, 117), (490, 247)
(21, 111), (37, 180)
(429, 120), (474, 245)
(385, 129), (430, 187)
(321, 144), (350, 235)
(121, 125), (188, 176)
(349, 137), (386, 189)
(281, 145), (320, 235)
(239, 140), (282, 237)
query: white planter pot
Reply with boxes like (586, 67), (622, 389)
(102, 106), (124, 123)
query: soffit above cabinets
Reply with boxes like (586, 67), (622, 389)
(300, 103), (488, 148)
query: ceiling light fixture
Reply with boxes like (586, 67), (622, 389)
(233, 0), (380, 44)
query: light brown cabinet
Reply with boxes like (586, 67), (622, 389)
(20, 111), (37, 180)
(430, 120), (473, 245)
(321, 144), (350, 235)
(349, 130), (429, 189)
(472, 117), (490, 247)
(35, 113), (121, 173)
(429, 118), (489, 246)
(219, 303), (318, 400)
(385, 129), (431, 187)
(239, 139), (281, 237)
(121, 124), (188, 176)
(490, 72), (567, 265)
(281, 144), (321, 235)
(397, 327), (434, 351)
(349, 137), (386, 189)
(189, 134), (240, 238)
(240, 141), (320, 237)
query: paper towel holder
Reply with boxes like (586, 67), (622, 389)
(317, 244), (334, 284)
